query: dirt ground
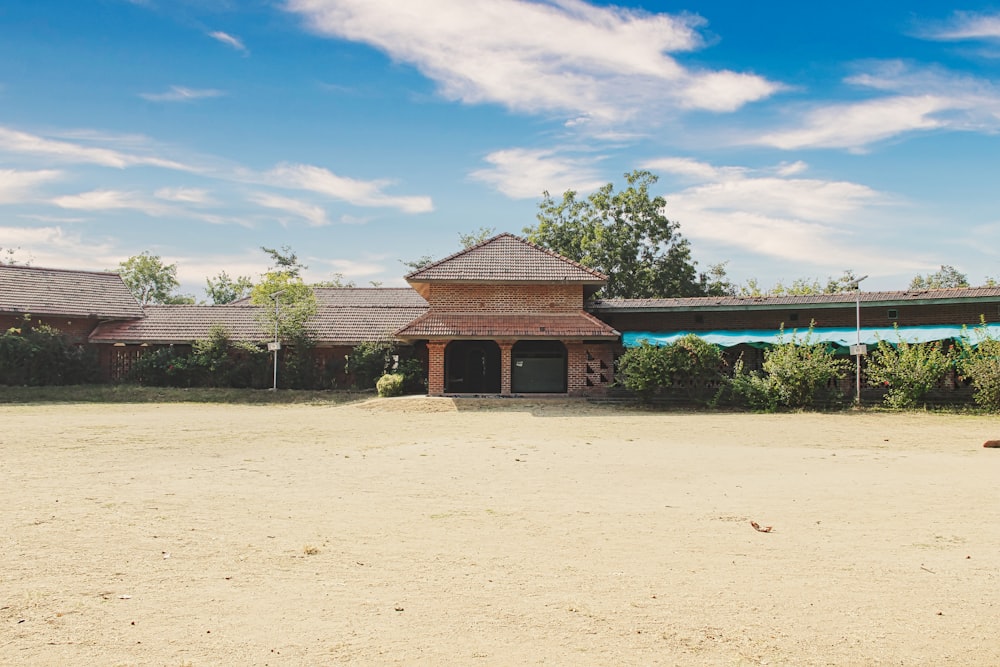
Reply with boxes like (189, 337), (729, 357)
(1, 398), (999, 666)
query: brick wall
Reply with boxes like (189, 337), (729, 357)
(427, 283), (583, 312)
(566, 342), (615, 396)
(598, 300), (1000, 332)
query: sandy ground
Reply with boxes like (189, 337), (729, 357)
(1, 398), (999, 666)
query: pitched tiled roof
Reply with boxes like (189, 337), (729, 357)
(396, 311), (619, 339)
(89, 305), (267, 344)
(0, 265), (144, 320)
(405, 233), (607, 283)
(589, 287), (1000, 312)
(89, 288), (430, 345)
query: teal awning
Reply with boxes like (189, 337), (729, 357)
(623, 323), (1000, 349)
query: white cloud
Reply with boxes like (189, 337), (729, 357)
(644, 156), (919, 273)
(469, 148), (606, 199)
(52, 189), (172, 216)
(920, 11), (1000, 41)
(0, 169), (62, 204)
(283, 0), (781, 123)
(249, 192), (330, 226)
(751, 62), (1000, 150)
(139, 86), (226, 102)
(208, 30), (249, 54)
(0, 225), (119, 270)
(265, 163), (434, 213)
(155, 187), (213, 204)
(0, 125), (195, 171)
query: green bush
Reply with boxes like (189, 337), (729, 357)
(396, 357), (427, 394)
(346, 341), (395, 390)
(128, 325), (269, 388)
(866, 334), (953, 409)
(617, 335), (725, 403)
(956, 321), (1000, 410)
(730, 326), (849, 411)
(376, 372), (405, 397)
(0, 324), (99, 386)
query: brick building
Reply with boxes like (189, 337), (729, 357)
(0, 265), (144, 343)
(396, 234), (619, 396)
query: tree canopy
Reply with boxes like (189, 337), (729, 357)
(910, 265), (970, 290)
(205, 271), (254, 305)
(524, 170), (701, 299)
(117, 251), (193, 305)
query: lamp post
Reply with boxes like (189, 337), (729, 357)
(851, 275), (869, 407)
(269, 289), (286, 391)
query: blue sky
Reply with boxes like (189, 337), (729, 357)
(2, 0), (1000, 297)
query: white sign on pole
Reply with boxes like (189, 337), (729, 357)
(267, 342), (282, 351)
(849, 344), (867, 356)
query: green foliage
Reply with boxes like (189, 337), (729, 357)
(261, 245), (306, 277)
(525, 170), (702, 299)
(458, 226), (496, 249)
(956, 321), (1000, 410)
(250, 272), (318, 342)
(867, 334), (953, 409)
(910, 265), (969, 290)
(128, 326), (268, 388)
(0, 323), (99, 385)
(346, 342), (395, 390)
(730, 326), (850, 411)
(737, 270), (861, 297)
(205, 271), (254, 304)
(376, 373), (405, 397)
(617, 336), (726, 403)
(396, 357), (426, 394)
(117, 251), (191, 305)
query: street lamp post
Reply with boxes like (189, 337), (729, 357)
(269, 289), (286, 391)
(851, 275), (869, 407)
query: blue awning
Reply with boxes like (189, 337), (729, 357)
(622, 323), (1000, 349)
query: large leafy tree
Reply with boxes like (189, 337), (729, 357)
(524, 170), (701, 299)
(205, 271), (255, 304)
(118, 251), (193, 305)
(910, 265), (969, 290)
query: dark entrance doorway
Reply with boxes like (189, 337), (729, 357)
(444, 340), (501, 393)
(511, 340), (567, 393)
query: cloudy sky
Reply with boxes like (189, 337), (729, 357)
(3, 0), (1000, 296)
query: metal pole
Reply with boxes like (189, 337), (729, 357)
(270, 289), (286, 391)
(853, 275), (868, 406)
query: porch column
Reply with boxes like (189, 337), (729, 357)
(427, 340), (447, 396)
(498, 340), (514, 396)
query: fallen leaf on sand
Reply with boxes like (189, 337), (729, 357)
(750, 521), (773, 533)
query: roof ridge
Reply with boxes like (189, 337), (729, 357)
(0, 264), (123, 278)
(404, 232), (606, 282)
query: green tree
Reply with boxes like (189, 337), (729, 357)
(117, 251), (192, 305)
(524, 170), (701, 299)
(910, 265), (969, 290)
(250, 272), (318, 342)
(261, 245), (307, 278)
(458, 226), (496, 249)
(737, 270), (861, 297)
(205, 271), (254, 304)
(867, 335), (953, 409)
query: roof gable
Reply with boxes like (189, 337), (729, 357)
(0, 265), (144, 320)
(405, 233), (606, 284)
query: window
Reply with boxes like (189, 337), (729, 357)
(887, 309), (898, 320)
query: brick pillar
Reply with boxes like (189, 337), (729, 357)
(427, 340), (447, 396)
(565, 341), (585, 396)
(498, 340), (514, 396)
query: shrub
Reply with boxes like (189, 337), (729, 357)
(376, 372), (405, 397)
(128, 326), (269, 388)
(956, 321), (1000, 410)
(866, 334), (953, 409)
(617, 335), (726, 403)
(730, 325), (850, 411)
(347, 342), (395, 390)
(0, 324), (99, 386)
(396, 357), (427, 394)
